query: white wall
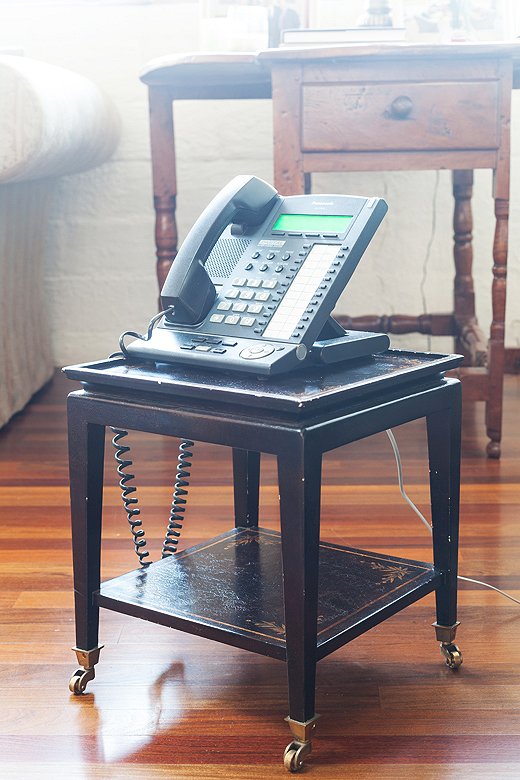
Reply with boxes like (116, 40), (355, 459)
(1, 1), (519, 364)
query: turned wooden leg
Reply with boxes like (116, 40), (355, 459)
(452, 170), (487, 366)
(486, 197), (509, 459)
(148, 86), (178, 293)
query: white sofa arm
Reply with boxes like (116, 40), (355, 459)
(0, 54), (120, 182)
(0, 55), (120, 428)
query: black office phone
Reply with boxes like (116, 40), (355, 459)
(127, 175), (389, 375)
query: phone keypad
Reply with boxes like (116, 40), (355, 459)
(196, 240), (350, 344)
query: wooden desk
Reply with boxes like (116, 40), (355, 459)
(140, 43), (518, 458)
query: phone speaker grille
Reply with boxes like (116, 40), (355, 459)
(206, 238), (250, 281)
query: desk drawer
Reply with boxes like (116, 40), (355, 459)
(302, 81), (499, 152)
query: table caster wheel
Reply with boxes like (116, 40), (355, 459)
(68, 666), (95, 694)
(441, 642), (463, 670)
(283, 740), (311, 772)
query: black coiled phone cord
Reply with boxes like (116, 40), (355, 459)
(111, 427), (194, 565)
(162, 439), (194, 557)
(111, 428), (150, 565)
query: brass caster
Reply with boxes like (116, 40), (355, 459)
(441, 642), (463, 670)
(69, 666), (95, 695)
(283, 740), (311, 773)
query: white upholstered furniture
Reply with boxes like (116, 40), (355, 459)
(0, 55), (120, 427)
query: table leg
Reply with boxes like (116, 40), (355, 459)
(427, 382), (462, 670)
(278, 442), (321, 770)
(486, 196), (509, 459)
(232, 449), (260, 528)
(67, 396), (105, 693)
(148, 85), (178, 292)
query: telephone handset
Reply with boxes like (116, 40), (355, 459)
(126, 175), (390, 375)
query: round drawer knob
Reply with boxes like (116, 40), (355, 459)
(389, 95), (413, 119)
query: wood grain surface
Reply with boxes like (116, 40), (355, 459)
(0, 371), (519, 778)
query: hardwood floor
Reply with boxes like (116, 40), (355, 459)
(1, 371), (519, 779)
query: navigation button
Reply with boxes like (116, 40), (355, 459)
(239, 344), (275, 360)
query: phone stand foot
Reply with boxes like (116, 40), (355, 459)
(69, 645), (103, 695)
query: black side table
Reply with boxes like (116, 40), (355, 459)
(64, 350), (463, 772)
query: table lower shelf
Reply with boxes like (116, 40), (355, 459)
(96, 527), (442, 661)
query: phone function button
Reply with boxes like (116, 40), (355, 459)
(262, 280), (277, 289)
(245, 263), (254, 271)
(251, 251), (261, 259)
(222, 339), (238, 347)
(336, 253), (345, 259)
(212, 348), (227, 354)
(232, 302), (247, 312)
(255, 291), (270, 301)
(209, 314), (225, 323)
(281, 252), (291, 260)
(205, 337), (222, 344)
(217, 301), (232, 311)
(239, 290), (255, 300)
(266, 252), (276, 260)
(224, 315), (240, 325)
(246, 279), (262, 288)
(323, 233), (338, 238)
(275, 264), (284, 273)
(194, 345), (212, 352)
(225, 289), (240, 299)
(240, 316), (256, 327)
(288, 232), (302, 237)
(239, 344), (275, 360)
(232, 277), (247, 286)
(180, 344), (195, 350)
(192, 335), (206, 341)
(305, 232), (319, 237)
(259, 263), (269, 272)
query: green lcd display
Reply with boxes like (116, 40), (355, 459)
(272, 213), (353, 233)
